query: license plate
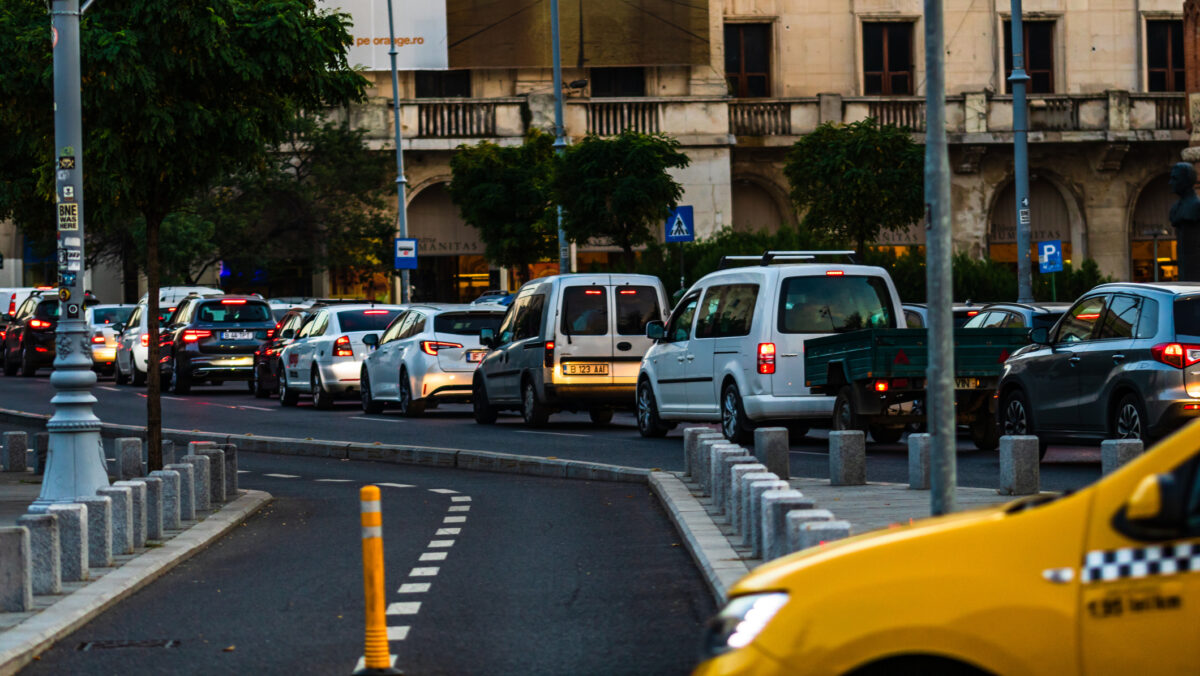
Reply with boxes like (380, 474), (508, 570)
(214, 357), (253, 366)
(222, 331), (254, 340)
(955, 377), (980, 389)
(564, 363), (609, 376)
(467, 350), (486, 363)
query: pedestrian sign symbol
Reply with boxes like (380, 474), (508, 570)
(664, 206), (694, 243)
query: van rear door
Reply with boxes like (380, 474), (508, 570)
(556, 282), (614, 387)
(612, 284), (663, 385)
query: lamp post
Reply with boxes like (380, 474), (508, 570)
(1009, 1), (1034, 303)
(34, 0), (110, 508)
(386, 0), (410, 304)
(550, 0), (572, 274)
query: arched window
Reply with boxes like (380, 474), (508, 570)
(988, 179), (1073, 265)
(1129, 175), (1178, 282)
(731, 180), (785, 234)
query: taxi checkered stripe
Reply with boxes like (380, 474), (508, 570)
(1082, 543), (1200, 583)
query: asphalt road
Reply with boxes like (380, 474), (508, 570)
(0, 374), (1102, 492)
(21, 452), (713, 675)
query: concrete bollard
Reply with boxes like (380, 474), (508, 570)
(97, 485), (134, 555)
(712, 450), (756, 518)
(1101, 439), (1144, 475)
(2, 431), (28, 472)
(829, 431), (866, 486)
(117, 438), (143, 480)
(140, 476), (164, 541)
(76, 496), (113, 567)
(151, 470), (182, 530)
(221, 444), (239, 497)
(34, 432), (49, 475)
(17, 513), (60, 595)
(754, 427), (790, 479)
(47, 504), (88, 582)
(907, 433), (931, 490)
(998, 435), (1040, 496)
(165, 463), (196, 521)
(683, 429), (723, 480)
(728, 464), (769, 532)
(785, 509), (835, 554)
(161, 440), (176, 466)
(798, 520), (852, 550)
(0, 527), (33, 611)
(735, 471), (777, 539)
(746, 479), (790, 558)
(196, 447), (226, 504)
(113, 481), (148, 549)
(761, 491), (817, 561)
(696, 437), (729, 495)
(181, 455), (211, 512)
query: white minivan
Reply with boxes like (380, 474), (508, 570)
(473, 274), (668, 426)
(636, 252), (904, 442)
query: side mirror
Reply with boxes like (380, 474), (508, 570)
(1126, 473), (1185, 529)
(646, 320), (665, 341)
(280, 329), (294, 340)
(1028, 327), (1050, 345)
(480, 328), (496, 349)
(362, 333), (379, 348)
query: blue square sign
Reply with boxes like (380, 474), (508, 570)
(664, 206), (694, 243)
(1038, 240), (1063, 274)
(394, 238), (417, 270)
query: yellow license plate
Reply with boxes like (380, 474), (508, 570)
(955, 377), (980, 389)
(564, 363), (609, 376)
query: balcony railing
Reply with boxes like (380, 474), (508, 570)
(730, 100), (791, 136)
(416, 99), (497, 138)
(586, 100), (661, 135)
(866, 98), (926, 131)
(1027, 95), (1084, 131)
(1149, 94), (1188, 130)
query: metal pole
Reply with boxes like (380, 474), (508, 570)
(550, 0), (572, 274)
(1010, 0), (1033, 303)
(35, 0), (109, 508)
(386, 0), (410, 303)
(924, 0), (956, 516)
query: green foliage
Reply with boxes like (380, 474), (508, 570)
(784, 119), (924, 252)
(129, 212), (217, 286)
(448, 131), (557, 272)
(554, 131), (691, 268)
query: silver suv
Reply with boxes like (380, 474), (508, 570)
(997, 282), (1200, 456)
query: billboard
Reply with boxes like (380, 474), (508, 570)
(322, 0), (449, 71)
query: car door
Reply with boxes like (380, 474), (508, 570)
(369, 312), (410, 400)
(1028, 295), (1109, 432)
(288, 311), (327, 390)
(693, 282), (760, 414)
(480, 294), (529, 403)
(511, 293), (547, 396)
(1075, 294), (1141, 435)
(118, 305), (142, 371)
(613, 284), (664, 385)
(557, 284), (614, 387)
(394, 311), (427, 392)
(651, 291), (701, 415)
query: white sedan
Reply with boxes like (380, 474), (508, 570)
(277, 304), (404, 409)
(360, 304), (505, 416)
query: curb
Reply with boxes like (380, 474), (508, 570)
(0, 489), (272, 676)
(648, 472), (748, 604)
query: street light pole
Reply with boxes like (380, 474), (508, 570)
(1009, 0), (1034, 303)
(550, 0), (572, 274)
(35, 0), (109, 508)
(386, 0), (410, 304)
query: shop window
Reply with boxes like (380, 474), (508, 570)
(590, 67), (645, 97)
(1147, 20), (1185, 92)
(862, 22), (914, 95)
(415, 71), (471, 98)
(1004, 20), (1056, 94)
(725, 24), (771, 98)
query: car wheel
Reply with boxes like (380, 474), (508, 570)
(252, 366), (271, 399)
(1001, 388), (1048, 460)
(169, 359), (191, 395)
(360, 369), (384, 414)
(1113, 393), (1149, 443)
(869, 425), (904, 444)
(19, 347), (36, 377)
(832, 386), (865, 434)
(721, 382), (754, 444)
(968, 417), (1000, 451)
(278, 373), (299, 407)
(589, 408), (614, 425)
(472, 376), (498, 425)
(636, 380), (670, 438)
(397, 370), (425, 417)
(114, 357), (129, 385)
(311, 368), (334, 410)
(521, 380), (549, 427)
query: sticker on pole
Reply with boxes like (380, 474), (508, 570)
(1038, 240), (1063, 274)
(57, 203), (79, 230)
(51, 27), (58, 48)
(664, 206), (694, 243)
(394, 238), (417, 270)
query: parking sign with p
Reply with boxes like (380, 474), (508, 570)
(1038, 240), (1063, 274)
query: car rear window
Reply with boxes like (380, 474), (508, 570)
(196, 301), (271, 323)
(93, 307), (133, 325)
(1173, 296), (1200, 337)
(561, 287), (608, 335)
(778, 275), (895, 333)
(1032, 312), (1063, 330)
(615, 286), (661, 336)
(35, 301), (60, 319)
(435, 312), (503, 336)
(337, 309), (401, 332)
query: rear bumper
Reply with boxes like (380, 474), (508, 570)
(319, 358), (364, 394)
(416, 369), (474, 401)
(1149, 401), (1200, 438)
(743, 394), (836, 422)
(180, 353), (255, 380)
(544, 383), (637, 407)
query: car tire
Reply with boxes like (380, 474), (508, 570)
(968, 417), (1000, 451)
(869, 425), (904, 444)
(1000, 388), (1048, 460)
(114, 357), (129, 385)
(521, 380), (549, 427)
(472, 377), (498, 425)
(1113, 392), (1150, 444)
(832, 386), (865, 434)
(19, 347), (36, 377)
(278, 373), (299, 407)
(397, 370), (425, 417)
(360, 369), (385, 414)
(252, 366), (271, 399)
(589, 408), (614, 425)
(636, 380), (671, 438)
(169, 359), (191, 395)
(721, 382), (754, 444)
(311, 368), (334, 410)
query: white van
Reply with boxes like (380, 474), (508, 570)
(472, 274), (668, 426)
(636, 251), (904, 442)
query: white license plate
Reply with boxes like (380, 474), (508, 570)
(564, 363), (609, 376)
(214, 357), (253, 366)
(955, 377), (980, 389)
(222, 331), (254, 340)
(467, 350), (486, 363)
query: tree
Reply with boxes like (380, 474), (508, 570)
(784, 119), (924, 254)
(448, 131), (557, 278)
(0, 0), (367, 469)
(553, 131), (690, 269)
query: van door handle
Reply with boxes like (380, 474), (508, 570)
(676, 356), (686, 363)
(1067, 356), (1080, 365)
(1112, 354), (1125, 362)
(686, 354), (695, 361)
(780, 353), (799, 358)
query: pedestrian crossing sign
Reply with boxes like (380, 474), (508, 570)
(664, 206), (694, 243)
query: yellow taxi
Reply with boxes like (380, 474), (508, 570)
(694, 424), (1200, 675)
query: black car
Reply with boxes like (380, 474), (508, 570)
(160, 295), (276, 394)
(961, 302), (1071, 330)
(252, 307), (314, 398)
(3, 292), (98, 377)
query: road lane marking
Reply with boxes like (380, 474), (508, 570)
(350, 416), (406, 423)
(435, 528), (460, 536)
(419, 552), (447, 562)
(315, 478), (353, 483)
(386, 626), (410, 641)
(237, 470), (251, 474)
(354, 656), (396, 671)
(428, 540), (454, 548)
(386, 602), (421, 615)
(447, 505), (470, 512)
(428, 488), (458, 494)
(410, 567), (439, 577)
(98, 386), (119, 392)
(238, 405), (273, 412)
(378, 483), (414, 489)
(514, 430), (590, 438)
(443, 516), (466, 523)
(263, 473), (300, 479)
(162, 396), (186, 401)
(450, 496), (471, 502)
(398, 583), (430, 593)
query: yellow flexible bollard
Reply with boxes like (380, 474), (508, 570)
(353, 485), (402, 675)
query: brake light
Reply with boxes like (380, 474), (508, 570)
(826, 270), (844, 276)
(420, 340), (463, 356)
(140, 334), (149, 347)
(182, 329), (212, 343)
(544, 340), (555, 368)
(584, 289), (603, 295)
(1151, 343), (1200, 369)
(92, 334), (106, 344)
(0, 330), (5, 341)
(757, 343), (776, 374)
(874, 379), (889, 392)
(967, 310), (979, 317)
(266, 329), (276, 340)
(334, 335), (354, 357)
(618, 289), (637, 295)
(363, 310), (389, 315)
(29, 319), (52, 329)
(221, 299), (247, 305)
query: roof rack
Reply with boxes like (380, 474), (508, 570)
(717, 250), (858, 269)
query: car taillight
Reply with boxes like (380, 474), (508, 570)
(29, 319), (52, 329)
(544, 340), (555, 368)
(92, 334), (106, 344)
(1151, 342), (1200, 369)
(266, 329), (276, 339)
(182, 329), (212, 343)
(140, 334), (149, 347)
(757, 343), (776, 374)
(363, 310), (389, 315)
(874, 379), (889, 392)
(825, 270), (844, 277)
(420, 340), (462, 356)
(221, 299), (246, 305)
(333, 335), (354, 357)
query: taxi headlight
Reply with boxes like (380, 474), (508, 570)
(701, 592), (788, 659)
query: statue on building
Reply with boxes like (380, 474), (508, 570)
(1169, 162), (1200, 281)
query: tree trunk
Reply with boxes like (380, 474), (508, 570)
(146, 215), (163, 472)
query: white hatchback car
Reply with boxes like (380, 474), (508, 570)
(277, 304), (404, 409)
(360, 304), (506, 415)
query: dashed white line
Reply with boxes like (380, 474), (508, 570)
(514, 430), (590, 438)
(378, 482), (414, 489)
(386, 626), (410, 641)
(428, 540), (454, 548)
(450, 496), (472, 502)
(447, 505), (470, 512)
(162, 396), (186, 401)
(428, 488), (458, 494)
(315, 478), (353, 483)
(237, 470), (251, 474)
(263, 473), (300, 479)
(354, 656), (396, 671)
(398, 583), (431, 593)
(419, 552), (448, 562)
(409, 567), (439, 577)
(386, 602), (421, 615)
(98, 386), (120, 392)
(350, 416), (406, 423)
(435, 528), (460, 536)
(443, 516), (466, 524)
(238, 405), (274, 412)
